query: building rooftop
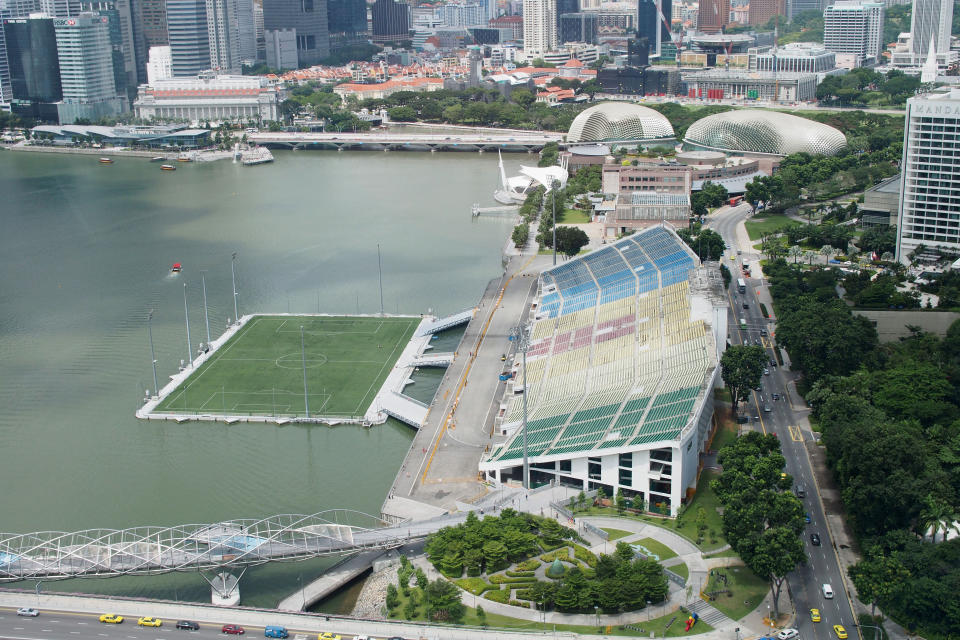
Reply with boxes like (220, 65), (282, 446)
(628, 192), (691, 205)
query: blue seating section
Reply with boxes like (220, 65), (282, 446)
(539, 228), (695, 319)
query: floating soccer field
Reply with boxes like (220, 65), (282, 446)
(153, 315), (420, 420)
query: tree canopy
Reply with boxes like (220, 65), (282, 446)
(720, 345), (768, 411)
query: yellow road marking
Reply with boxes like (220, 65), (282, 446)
(421, 253), (537, 484)
(789, 425), (803, 442)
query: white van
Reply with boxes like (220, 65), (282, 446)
(822, 583), (834, 599)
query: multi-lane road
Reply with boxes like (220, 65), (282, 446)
(708, 205), (860, 640)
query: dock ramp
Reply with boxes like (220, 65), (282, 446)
(410, 352), (454, 367)
(379, 392), (429, 428)
(416, 309), (474, 336)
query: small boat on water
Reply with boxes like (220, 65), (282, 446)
(241, 147), (274, 166)
(150, 156), (165, 162)
(160, 164), (176, 171)
(98, 157), (113, 164)
(176, 156), (192, 163)
(171, 263), (182, 273)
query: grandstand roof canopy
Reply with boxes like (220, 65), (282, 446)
(567, 102), (675, 143)
(682, 109), (847, 157)
(482, 226), (716, 466)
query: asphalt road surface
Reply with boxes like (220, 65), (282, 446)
(707, 205), (861, 640)
(0, 609), (372, 640)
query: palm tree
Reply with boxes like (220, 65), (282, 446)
(820, 245), (837, 264)
(804, 250), (817, 265)
(789, 245), (803, 264)
(918, 495), (958, 542)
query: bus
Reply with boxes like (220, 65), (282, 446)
(737, 278), (746, 294)
(739, 318), (747, 330)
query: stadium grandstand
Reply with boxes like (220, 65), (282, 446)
(479, 226), (728, 515)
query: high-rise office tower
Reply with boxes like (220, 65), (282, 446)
(167, 0), (210, 75)
(786, 0), (822, 19)
(522, 0), (556, 58)
(53, 13), (123, 122)
(327, 0), (366, 49)
(897, 90), (960, 262)
(134, 0), (167, 47)
(3, 15), (62, 118)
(822, 1), (884, 65)
(370, 0), (408, 43)
(146, 44), (171, 82)
(698, 0), (728, 32)
(559, 11), (596, 43)
(660, 0), (670, 42)
(263, 0), (329, 66)
(253, 0), (264, 57)
(637, 0), (659, 55)
(206, 0), (241, 72)
(39, 0), (81, 16)
(236, 0), (256, 61)
(555, 0), (575, 38)
(748, 0), (783, 26)
(909, 0), (952, 58)
(81, 0), (138, 101)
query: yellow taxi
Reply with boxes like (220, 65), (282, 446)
(99, 614), (124, 624)
(834, 625), (848, 639)
(810, 609), (821, 622)
(318, 633), (341, 640)
(137, 617), (162, 627)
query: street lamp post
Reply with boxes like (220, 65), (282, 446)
(183, 283), (192, 367)
(594, 605), (599, 627)
(230, 252), (240, 326)
(300, 325), (309, 418)
(200, 271), (211, 346)
(551, 180), (558, 266)
(147, 310), (159, 397)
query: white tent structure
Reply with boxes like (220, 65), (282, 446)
(494, 151), (569, 204)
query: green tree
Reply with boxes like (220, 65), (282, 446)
(387, 105), (417, 121)
(439, 550), (463, 577)
(423, 578), (465, 622)
(615, 488), (626, 514)
(849, 548), (910, 615)
(554, 225), (590, 257)
(482, 539), (509, 571)
(744, 525), (807, 618)
(720, 345), (767, 411)
(677, 226), (726, 261)
(512, 223), (530, 249)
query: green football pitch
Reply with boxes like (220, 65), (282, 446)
(154, 315), (420, 418)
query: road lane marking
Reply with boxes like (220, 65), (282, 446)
(70, 631), (80, 634)
(789, 425), (803, 441)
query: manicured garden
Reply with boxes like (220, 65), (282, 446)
(700, 565), (769, 621)
(426, 509), (669, 614)
(601, 527), (634, 541)
(744, 214), (801, 241)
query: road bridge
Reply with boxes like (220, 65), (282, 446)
(248, 132), (562, 153)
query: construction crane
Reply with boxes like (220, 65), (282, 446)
(653, 0), (681, 50)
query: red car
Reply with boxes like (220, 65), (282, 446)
(222, 625), (245, 635)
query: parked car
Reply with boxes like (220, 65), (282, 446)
(16, 608), (39, 617)
(777, 628), (799, 640)
(176, 621), (200, 630)
(222, 625), (245, 635)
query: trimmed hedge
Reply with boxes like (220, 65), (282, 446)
(540, 548), (570, 562)
(509, 600), (531, 608)
(455, 578), (495, 595)
(572, 543), (598, 568)
(490, 573), (539, 584)
(483, 588), (510, 603)
(505, 570), (536, 578)
(515, 558), (541, 571)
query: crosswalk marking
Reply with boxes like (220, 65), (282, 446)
(789, 425), (803, 442)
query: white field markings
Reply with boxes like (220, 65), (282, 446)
(159, 316), (266, 409)
(350, 318), (420, 415)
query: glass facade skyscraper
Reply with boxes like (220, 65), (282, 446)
(167, 0), (211, 75)
(263, 0), (329, 67)
(3, 16), (62, 119)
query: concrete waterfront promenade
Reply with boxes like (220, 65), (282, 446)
(382, 242), (551, 520)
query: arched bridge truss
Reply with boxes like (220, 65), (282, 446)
(0, 510), (426, 582)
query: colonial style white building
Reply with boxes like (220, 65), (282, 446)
(134, 71), (280, 122)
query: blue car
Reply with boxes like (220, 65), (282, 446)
(804, 513), (811, 523)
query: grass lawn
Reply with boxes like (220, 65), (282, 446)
(703, 564), (769, 621)
(745, 214), (801, 241)
(392, 597), (715, 637)
(154, 315), (419, 418)
(702, 548), (739, 559)
(711, 413), (739, 452)
(670, 470), (727, 552)
(602, 527), (634, 541)
(632, 537), (678, 561)
(557, 208), (592, 223)
(669, 563), (689, 580)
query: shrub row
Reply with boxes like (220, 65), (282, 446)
(490, 574), (539, 584)
(515, 558), (541, 571)
(572, 544), (598, 568)
(483, 589), (510, 603)
(505, 570), (536, 578)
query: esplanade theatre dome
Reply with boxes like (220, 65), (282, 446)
(567, 102), (675, 143)
(683, 109), (847, 156)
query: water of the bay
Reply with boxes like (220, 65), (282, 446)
(0, 148), (526, 607)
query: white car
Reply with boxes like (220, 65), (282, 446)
(17, 608), (39, 617)
(777, 629), (799, 640)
